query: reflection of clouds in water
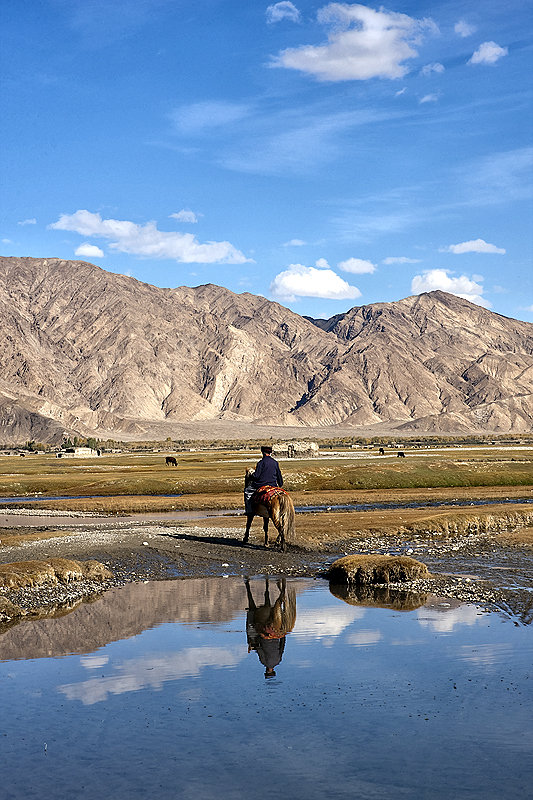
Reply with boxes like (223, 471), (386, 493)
(346, 630), (382, 647)
(60, 646), (243, 705)
(80, 655), (109, 669)
(293, 606), (364, 640)
(417, 604), (480, 633)
(459, 644), (512, 666)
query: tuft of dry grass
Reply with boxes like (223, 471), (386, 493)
(0, 558), (113, 590)
(326, 554), (429, 585)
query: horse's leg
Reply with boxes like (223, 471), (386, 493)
(244, 578), (256, 610)
(263, 517), (269, 547)
(270, 499), (285, 551)
(243, 514), (254, 544)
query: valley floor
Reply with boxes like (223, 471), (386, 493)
(1, 489), (532, 628)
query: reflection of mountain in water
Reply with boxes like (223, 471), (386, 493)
(330, 584), (428, 611)
(0, 578), (249, 661)
(0, 577), (312, 662)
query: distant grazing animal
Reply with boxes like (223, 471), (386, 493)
(165, 456), (178, 466)
(379, 447), (385, 455)
(243, 468), (295, 551)
(397, 451), (405, 458)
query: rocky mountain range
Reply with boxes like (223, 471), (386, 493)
(1, 256), (532, 443)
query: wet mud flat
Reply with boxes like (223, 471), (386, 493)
(1, 503), (533, 627)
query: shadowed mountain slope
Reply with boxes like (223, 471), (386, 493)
(1, 256), (532, 442)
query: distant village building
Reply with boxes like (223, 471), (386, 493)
(56, 446), (99, 458)
(273, 441), (319, 458)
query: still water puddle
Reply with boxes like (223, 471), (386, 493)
(1, 577), (532, 800)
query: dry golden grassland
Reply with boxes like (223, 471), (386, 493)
(0, 446), (531, 548)
(1, 446), (532, 499)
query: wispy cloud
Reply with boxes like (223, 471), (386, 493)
(419, 93), (438, 104)
(443, 238), (506, 254)
(383, 256), (421, 264)
(217, 106), (402, 175)
(454, 20), (476, 38)
(283, 238), (307, 246)
(171, 101), (252, 136)
(411, 268), (491, 307)
(50, 210), (251, 264)
(462, 147), (533, 206)
(266, 2), (300, 24)
(421, 62), (444, 76)
(18, 218), (37, 226)
(270, 261), (361, 301)
(468, 41), (508, 66)
(170, 209), (199, 224)
(272, 4), (437, 81)
(338, 257), (376, 274)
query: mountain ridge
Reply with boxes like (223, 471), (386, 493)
(1, 256), (532, 443)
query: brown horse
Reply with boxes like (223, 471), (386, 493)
(245, 577), (297, 676)
(242, 468), (295, 551)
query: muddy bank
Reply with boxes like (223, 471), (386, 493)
(1, 503), (532, 627)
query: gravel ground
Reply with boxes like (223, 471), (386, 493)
(1, 512), (532, 626)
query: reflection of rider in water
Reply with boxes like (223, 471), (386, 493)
(245, 577), (295, 678)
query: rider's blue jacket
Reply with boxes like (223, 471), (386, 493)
(252, 455), (283, 488)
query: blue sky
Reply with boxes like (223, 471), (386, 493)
(2, 0), (532, 321)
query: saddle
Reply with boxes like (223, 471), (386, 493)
(253, 485), (287, 505)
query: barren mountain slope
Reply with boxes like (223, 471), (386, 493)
(305, 292), (533, 432)
(1, 256), (532, 441)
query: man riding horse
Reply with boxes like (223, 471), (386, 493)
(243, 445), (284, 545)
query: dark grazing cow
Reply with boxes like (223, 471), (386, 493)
(379, 447), (385, 455)
(397, 451), (405, 458)
(165, 456), (178, 466)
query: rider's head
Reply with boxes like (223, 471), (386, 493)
(261, 445), (272, 455)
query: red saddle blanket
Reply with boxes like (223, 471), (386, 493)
(253, 485), (287, 505)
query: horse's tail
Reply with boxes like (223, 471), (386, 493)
(280, 586), (297, 634)
(278, 492), (296, 545)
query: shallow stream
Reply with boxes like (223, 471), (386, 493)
(1, 576), (531, 799)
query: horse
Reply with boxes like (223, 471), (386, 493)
(242, 468), (295, 551)
(165, 456), (178, 466)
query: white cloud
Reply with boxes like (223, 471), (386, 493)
(411, 268), (491, 307)
(273, 3), (437, 81)
(445, 238), (506, 254)
(266, 2), (300, 24)
(283, 238), (307, 246)
(346, 629), (382, 646)
(417, 605), (479, 632)
(525, 304), (533, 312)
(338, 257), (376, 274)
(419, 93), (438, 103)
(18, 218), (37, 226)
(170, 209), (199, 224)
(59, 647), (243, 705)
(50, 210), (250, 264)
(468, 41), (508, 65)
(270, 262), (361, 301)
(383, 256), (421, 264)
(75, 243), (104, 258)
(421, 62), (444, 76)
(315, 257), (331, 269)
(395, 87), (406, 96)
(454, 20), (476, 38)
